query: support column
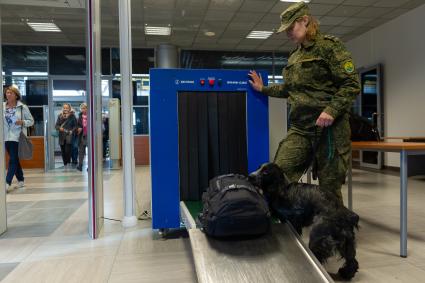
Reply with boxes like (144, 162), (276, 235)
(119, 0), (137, 228)
(0, 12), (7, 235)
(156, 44), (178, 68)
(86, 0), (104, 239)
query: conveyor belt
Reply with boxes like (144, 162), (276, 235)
(180, 202), (333, 283)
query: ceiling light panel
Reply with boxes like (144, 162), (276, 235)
(27, 22), (61, 32)
(246, 31), (273, 39)
(144, 26), (171, 35)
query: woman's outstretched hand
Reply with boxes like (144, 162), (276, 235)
(248, 70), (264, 92)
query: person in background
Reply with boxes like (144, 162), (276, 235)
(76, 103), (88, 172)
(55, 103), (77, 167)
(3, 85), (34, 192)
(249, 2), (360, 203)
(70, 107), (79, 166)
(102, 113), (109, 159)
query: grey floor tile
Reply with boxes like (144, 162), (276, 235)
(5, 202), (35, 211)
(31, 199), (87, 209)
(10, 207), (78, 224)
(0, 263), (19, 281)
(25, 176), (83, 184)
(0, 222), (63, 239)
(6, 210), (20, 218)
(11, 187), (87, 195)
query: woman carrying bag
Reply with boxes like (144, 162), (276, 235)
(76, 103), (88, 171)
(55, 103), (77, 167)
(3, 85), (34, 193)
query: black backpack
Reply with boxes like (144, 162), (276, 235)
(199, 174), (271, 238)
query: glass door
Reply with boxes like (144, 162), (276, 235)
(48, 77), (87, 169)
(358, 65), (384, 169)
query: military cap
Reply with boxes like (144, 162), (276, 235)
(276, 1), (310, 33)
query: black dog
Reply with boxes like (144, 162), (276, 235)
(249, 162), (359, 281)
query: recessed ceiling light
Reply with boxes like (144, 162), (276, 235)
(205, 31), (215, 37)
(144, 26), (171, 36)
(246, 31), (273, 39)
(27, 22), (61, 32)
(280, 0), (310, 2)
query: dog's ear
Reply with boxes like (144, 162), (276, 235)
(266, 163), (291, 189)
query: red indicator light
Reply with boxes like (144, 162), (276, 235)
(200, 79), (205, 85)
(209, 79), (215, 86)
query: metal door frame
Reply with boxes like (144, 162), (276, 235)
(0, 14), (7, 235)
(47, 75), (87, 170)
(358, 64), (384, 169)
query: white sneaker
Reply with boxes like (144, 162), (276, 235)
(6, 184), (15, 193)
(17, 181), (25, 188)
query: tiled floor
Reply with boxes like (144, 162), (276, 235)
(1, 166), (425, 282)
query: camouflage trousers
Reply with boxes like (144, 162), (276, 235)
(273, 129), (350, 204)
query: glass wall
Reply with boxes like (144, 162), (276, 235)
(105, 48), (153, 135)
(2, 75), (48, 136)
(49, 47), (86, 75)
(2, 45), (48, 75)
(2, 45), (155, 136)
(110, 77), (149, 135)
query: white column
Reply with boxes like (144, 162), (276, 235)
(119, 0), (137, 228)
(86, 0), (104, 239)
(0, 12), (7, 235)
(156, 44), (178, 68)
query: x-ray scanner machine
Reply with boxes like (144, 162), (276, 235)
(149, 68), (333, 283)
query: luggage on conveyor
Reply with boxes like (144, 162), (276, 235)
(199, 174), (271, 238)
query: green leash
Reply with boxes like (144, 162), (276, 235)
(327, 127), (334, 161)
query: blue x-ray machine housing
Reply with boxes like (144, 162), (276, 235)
(150, 69), (269, 229)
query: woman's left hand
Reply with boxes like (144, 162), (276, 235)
(316, 112), (334, 128)
(15, 120), (24, 126)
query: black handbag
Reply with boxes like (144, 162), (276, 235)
(199, 174), (271, 238)
(65, 132), (73, 144)
(18, 106), (33, 160)
(58, 115), (74, 144)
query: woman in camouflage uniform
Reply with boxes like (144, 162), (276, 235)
(249, 2), (360, 203)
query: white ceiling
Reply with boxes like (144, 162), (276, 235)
(0, 0), (423, 51)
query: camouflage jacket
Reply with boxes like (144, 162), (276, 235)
(263, 33), (360, 138)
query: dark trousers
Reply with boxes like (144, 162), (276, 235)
(5, 141), (24, 185)
(71, 135), (78, 164)
(78, 135), (87, 167)
(60, 144), (72, 165)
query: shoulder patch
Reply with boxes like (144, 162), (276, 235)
(343, 61), (355, 74)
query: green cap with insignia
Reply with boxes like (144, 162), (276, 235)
(276, 1), (310, 34)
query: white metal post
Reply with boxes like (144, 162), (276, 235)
(119, 0), (137, 227)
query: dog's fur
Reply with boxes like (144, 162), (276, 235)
(249, 163), (359, 281)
